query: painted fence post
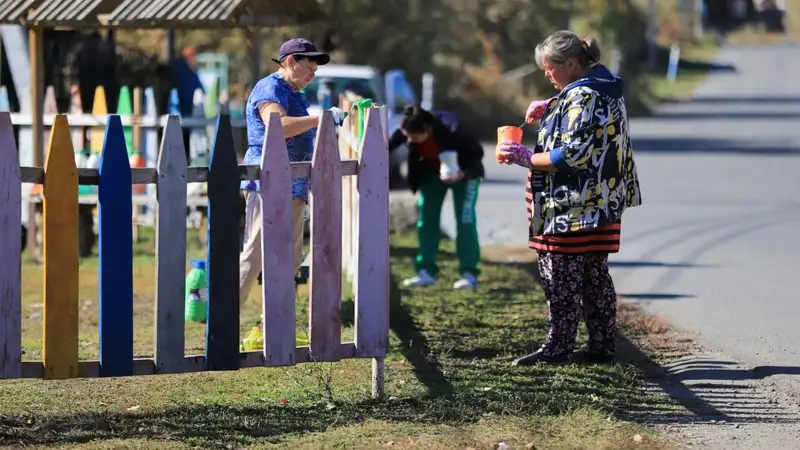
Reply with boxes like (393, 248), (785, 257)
(68, 85), (84, 154)
(30, 87), (58, 197)
(260, 112), (296, 367)
(339, 100), (353, 284)
(205, 114), (240, 371)
(117, 86), (134, 155)
(89, 86), (107, 155)
(354, 107), (390, 398)
(0, 112), (22, 379)
(309, 112), (343, 362)
(98, 115), (134, 377)
(154, 116), (187, 373)
(42, 115), (79, 379)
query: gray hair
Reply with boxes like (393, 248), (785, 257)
(535, 30), (602, 70)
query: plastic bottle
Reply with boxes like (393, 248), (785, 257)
(240, 326), (310, 351)
(185, 259), (208, 323)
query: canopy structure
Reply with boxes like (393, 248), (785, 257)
(106, 0), (322, 28)
(0, 0), (325, 253)
(1, 0), (322, 28)
(25, 0), (123, 28)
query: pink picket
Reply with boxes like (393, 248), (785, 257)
(259, 112), (297, 367)
(309, 112), (343, 361)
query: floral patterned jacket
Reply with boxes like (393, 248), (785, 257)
(527, 64), (642, 237)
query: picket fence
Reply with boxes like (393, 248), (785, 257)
(0, 108), (390, 396)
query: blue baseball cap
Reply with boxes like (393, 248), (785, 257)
(272, 38), (330, 65)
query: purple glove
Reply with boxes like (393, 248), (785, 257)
(525, 99), (550, 124)
(496, 140), (533, 168)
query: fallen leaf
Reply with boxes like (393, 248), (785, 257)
(279, 398), (289, 403)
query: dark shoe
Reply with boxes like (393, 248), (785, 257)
(570, 347), (615, 365)
(512, 349), (570, 366)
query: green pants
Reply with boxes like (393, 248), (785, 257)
(416, 176), (481, 276)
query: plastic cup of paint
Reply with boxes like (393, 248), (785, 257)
(496, 126), (523, 163)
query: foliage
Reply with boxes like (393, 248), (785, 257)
(114, 0), (699, 136)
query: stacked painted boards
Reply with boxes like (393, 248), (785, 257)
(0, 84), (248, 235)
(0, 108), (390, 383)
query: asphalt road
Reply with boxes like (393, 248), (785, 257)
(437, 43), (800, 397)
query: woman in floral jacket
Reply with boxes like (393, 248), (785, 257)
(497, 30), (642, 366)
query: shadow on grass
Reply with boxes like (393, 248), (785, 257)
(0, 397), (469, 447)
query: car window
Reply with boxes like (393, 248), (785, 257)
(304, 77), (378, 107)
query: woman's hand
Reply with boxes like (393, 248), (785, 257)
(496, 141), (533, 168)
(525, 99), (550, 124)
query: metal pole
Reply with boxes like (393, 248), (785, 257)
(164, 30), (175, 62)
(566, 0), (574, 29)
(647, 0), (658, 70)
(249, 28), (261, 87)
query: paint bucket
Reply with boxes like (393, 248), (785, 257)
(439, 151), (461, 181)
(496, 126), (523, 162)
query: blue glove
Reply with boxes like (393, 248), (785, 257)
(328, 107), (347, 126)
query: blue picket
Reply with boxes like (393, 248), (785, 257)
(205, 114), (241, 371)
(98, 115), (134, 377)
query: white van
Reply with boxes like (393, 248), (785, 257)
(304, 65), (432, 187)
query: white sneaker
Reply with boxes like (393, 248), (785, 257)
(453, 273), (478, 290)
(403, 270), (437, 287)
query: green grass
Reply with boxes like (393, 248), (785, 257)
(0, 231), (680, 449)
(647, 39), (720, 103)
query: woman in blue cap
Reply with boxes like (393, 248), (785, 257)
(239, 38), (346, 312)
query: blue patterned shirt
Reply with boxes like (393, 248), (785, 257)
(241, 72), (316, 201)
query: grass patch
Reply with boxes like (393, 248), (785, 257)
(1, 230), (679, 449)
(647, 39), (721, 103)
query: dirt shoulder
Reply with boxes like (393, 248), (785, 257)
(618, 300), (800, 450)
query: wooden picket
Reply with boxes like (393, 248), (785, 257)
(260, 112), (296, 367)
(0, 108), (390, 398)
(309, 111), (343, 362)
(355, 108), (390, 359)
(206, 114), (242, 371)
(98, 115), (134, 377)
(0, 112), (21, 379)
(42, 115), (79, 380)
(90, 86), (107, 154)
(154, 116), (188, 374)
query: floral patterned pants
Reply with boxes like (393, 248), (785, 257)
(537, 252), (617, 357)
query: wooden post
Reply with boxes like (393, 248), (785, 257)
(205, 114), (241, 371)
(309, 112), (343, 362)
(97, 116), (134, 378)
(260, 112), (296, 367)
(354, 108), (390, 398)
(0, 112), (22, 379)
(27, 26), (44, 256)
(339, 96), (354, 284)
(42, 115), (79, 379)
(154, 116), (188, 374)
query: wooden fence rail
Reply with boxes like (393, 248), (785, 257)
(0, 108), (389, 396)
